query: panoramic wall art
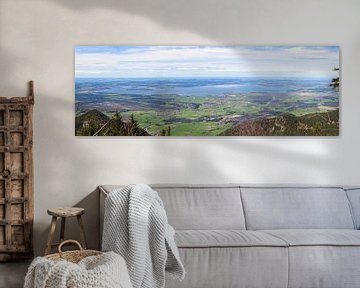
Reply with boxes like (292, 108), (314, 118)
(75, 46), (340, 136)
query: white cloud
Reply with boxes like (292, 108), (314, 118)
(75, 46), (339, 78)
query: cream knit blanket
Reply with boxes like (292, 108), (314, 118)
(24, 251), (132, 288)
(102, 184), (185, 288)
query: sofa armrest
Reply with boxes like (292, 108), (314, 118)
(99, 186), (109, 250)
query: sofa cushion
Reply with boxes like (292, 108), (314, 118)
(175, 230), (287, 248)
(154, 186), (246, 230)
(288, 246), (360, 288)
(241, 186), (355, 230)
(345, 188), (360, 229)
(262, 229), (360, 246)
(165, 247), (289, 288)
(261, 230), (360, 288)
(100, 184), (246, 230)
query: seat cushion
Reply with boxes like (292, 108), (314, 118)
(170, 229), (289, 288)
(262, 229), (360, 246)
(166, 246), (288, 288)
(287, 246), (360, 288)
(261, 230), (360, 288)
(175, 230), (288, 247)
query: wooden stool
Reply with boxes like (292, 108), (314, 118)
(45, 207), (87, 255)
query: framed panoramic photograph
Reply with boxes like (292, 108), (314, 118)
(75, 46), (340, 136)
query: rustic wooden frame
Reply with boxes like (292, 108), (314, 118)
(0, 81), (34, 261)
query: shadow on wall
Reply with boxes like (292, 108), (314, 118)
(51, 0), (343, 43)
(55, 0), (258, 41)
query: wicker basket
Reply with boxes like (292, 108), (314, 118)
(45, 240), (102, 263)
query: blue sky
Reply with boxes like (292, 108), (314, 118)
(75, 46), (339, 79)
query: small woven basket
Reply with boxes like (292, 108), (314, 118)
(45, 240), (102, 263)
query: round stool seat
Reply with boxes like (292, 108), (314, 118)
(47, 207), (85, 218)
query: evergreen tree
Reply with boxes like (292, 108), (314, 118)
(78, 111), (149, 136)
(107, 112), (125, 136)
(330, 67), (340, 89)
(129, 114), (140, 136)
(313, 122), (322, 136)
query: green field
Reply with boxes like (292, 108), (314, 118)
(112, 93), (337, 136)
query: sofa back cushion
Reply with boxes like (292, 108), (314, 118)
(240, 186), (355, 230)
(153, 185), (246, 230)
(345, 188), (360, 229)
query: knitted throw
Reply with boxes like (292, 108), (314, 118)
(102, 184), (185, 288)
(24, 251), (133, 288)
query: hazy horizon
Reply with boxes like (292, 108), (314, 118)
(75, 75), (335, 80)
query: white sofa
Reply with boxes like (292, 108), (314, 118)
(99, 184), (360, 288)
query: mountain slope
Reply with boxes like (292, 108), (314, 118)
(75, 109), (110, 132)
(220, 110), (339, 136)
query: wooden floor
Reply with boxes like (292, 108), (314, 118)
(0, 261), (30, 288)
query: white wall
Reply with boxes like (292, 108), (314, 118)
(0, 0), (360, 256)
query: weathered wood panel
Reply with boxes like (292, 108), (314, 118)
(0, 81), (34, 261)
